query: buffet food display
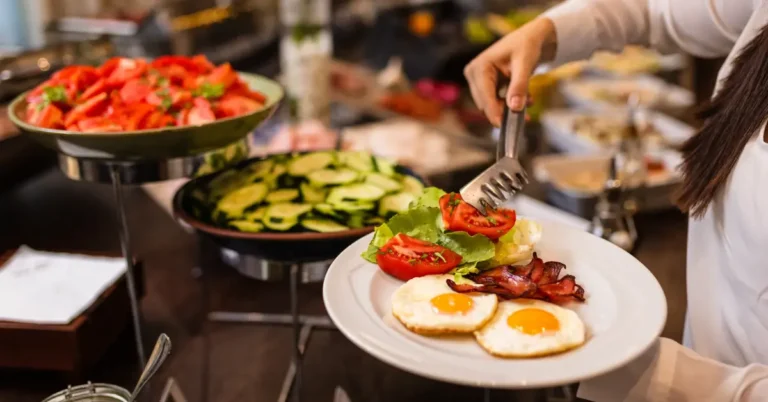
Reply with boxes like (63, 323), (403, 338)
(23, 55), (267, 132)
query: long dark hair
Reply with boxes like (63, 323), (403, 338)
(676, 24), (768, 217)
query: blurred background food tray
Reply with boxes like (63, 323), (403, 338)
(0, 249), (144, 376)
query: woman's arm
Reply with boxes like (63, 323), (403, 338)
(543, 0), (754, 65)
(579, 338), (768, 401)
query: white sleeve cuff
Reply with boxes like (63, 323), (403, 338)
(541, 0), (600, 65)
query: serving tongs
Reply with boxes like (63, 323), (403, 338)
(460, 101), (529, 214)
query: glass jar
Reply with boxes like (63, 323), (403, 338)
(42, 382), (131, 402)
(280, 0), (332, 124)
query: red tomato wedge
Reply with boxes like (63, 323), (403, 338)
(120, 79), (153, 104)
(77, 117), (122, 133)
(206, 63), (237, 88)
(439, 193), (462, 228)
(24, 55), (267, 132)
(28, 104), (64, 129)
(439, 194), (517, 240)
(376, 234), (462, 281)
(217, 94), (262, 117)
(64, 92), (108, 127)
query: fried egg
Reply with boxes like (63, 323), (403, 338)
(391, 275), (498, 335)
(474, 299), (585, 357)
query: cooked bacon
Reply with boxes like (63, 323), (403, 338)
(539, 261), (566, 285)
(447, 255), (586, 304)
(538, 275), (585, 301)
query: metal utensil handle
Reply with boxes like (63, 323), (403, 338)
(497, 105), (526, 161)
(131, 334), (172, 401)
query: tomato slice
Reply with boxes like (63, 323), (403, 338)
(447, 201), (516, 241)
(80, 78), (106, 101)
(439, 193), (463, 228)
(105, 58), (148, 87)
(28, 104), (64, 129)
(206, 62), (236, 89)
(77, 117), (122, 133)
(187, 103), (216, 125)
(191, 55), (215, 73)
(120, 79), (153, 104)
(64, 92), (108, 127)
(375, 234), (462, 281)
(176, 108), (190, 126)
(123, 103), (154, 131)
(217, 94), (261, 117)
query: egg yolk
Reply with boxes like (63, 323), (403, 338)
(506, 308), (560, 335)
(430, 293), (474, 314)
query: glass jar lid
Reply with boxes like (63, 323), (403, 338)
(41, 382), (131, 402)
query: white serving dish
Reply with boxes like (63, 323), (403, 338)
(540, 108), (694, 155)
(559, 75), (694, 114)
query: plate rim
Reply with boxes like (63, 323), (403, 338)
(323, 219), (667, 389)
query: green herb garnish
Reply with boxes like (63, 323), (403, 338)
(487, 217), (497, 225)
(194, 82), (225, 99)
(433, 251), (446, 263)
(42, 85), (68, 104)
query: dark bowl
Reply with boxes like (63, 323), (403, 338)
(7, 73), (283, 161)
(172, 153), (427, 263)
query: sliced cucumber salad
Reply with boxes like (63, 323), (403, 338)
(191, 151), (425, 233)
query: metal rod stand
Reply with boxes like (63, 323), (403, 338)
(109, 165), (146, 369)
(205, 262), (337, 402)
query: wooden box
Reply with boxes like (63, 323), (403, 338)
(0, 249), (144, 375)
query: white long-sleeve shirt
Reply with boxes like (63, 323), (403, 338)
(540, 0), (768, 400)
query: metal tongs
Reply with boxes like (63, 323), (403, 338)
(460, 102), (529, 214)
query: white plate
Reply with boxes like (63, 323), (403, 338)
(323, 220), (667, 389)
(559, 75), (694, 113)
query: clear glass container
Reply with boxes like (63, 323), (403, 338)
(280, 0), (332, 124)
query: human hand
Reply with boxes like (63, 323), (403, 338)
(464, 18), (557, 126)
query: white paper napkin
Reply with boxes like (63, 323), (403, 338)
(0, 246), (126, 325)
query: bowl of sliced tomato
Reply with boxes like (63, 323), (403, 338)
(7, 55), (283, 160)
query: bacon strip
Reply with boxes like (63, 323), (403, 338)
(447, 254), (586, 304)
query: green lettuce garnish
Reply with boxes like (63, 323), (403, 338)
(361, 187), (496, 270)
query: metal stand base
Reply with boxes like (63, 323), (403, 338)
(206, 263), (336, 402)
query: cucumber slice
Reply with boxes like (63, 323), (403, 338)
(401, 175), (425, 195)
(314, 203), (344, 219)
(244, 206), (267, 221)
(265, 203), (313, 221)
(242, 160), (274, 181)
(374, 156), (397, 176)
(379, 192), (417, 217)
(216, 182), (269, 217)
(230, 220), (264, 232)
(346, 214), (367, 228)
(266, 189), (300, 203)
(209, 170), (250, 199)
(288, 152), (334, 176)
(307, 168), (358, 187)
(327, 184), (387, 205)
(301, 218), (349, 232)
(265, 163), (287, 188)
(338, 151), (374, 172)
(263, 218), (298, 231)
(331, 200), (375, 212)
(365, 216), (386, 226)
(300, 182), (328, 203)
(365, 172), (402, 193)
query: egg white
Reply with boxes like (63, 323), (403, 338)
(474, 299), (585, 358)
(391, 274), (499, 335)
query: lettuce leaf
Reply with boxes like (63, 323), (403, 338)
(451, 262), (480, 282)
(409, 187), (446, 209)
(436, 232), (495, 263)
(360, 203), (496, 267)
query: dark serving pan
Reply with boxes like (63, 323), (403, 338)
(172, 153), (427, 263)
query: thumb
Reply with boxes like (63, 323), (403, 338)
(506, 52), (537, 112)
